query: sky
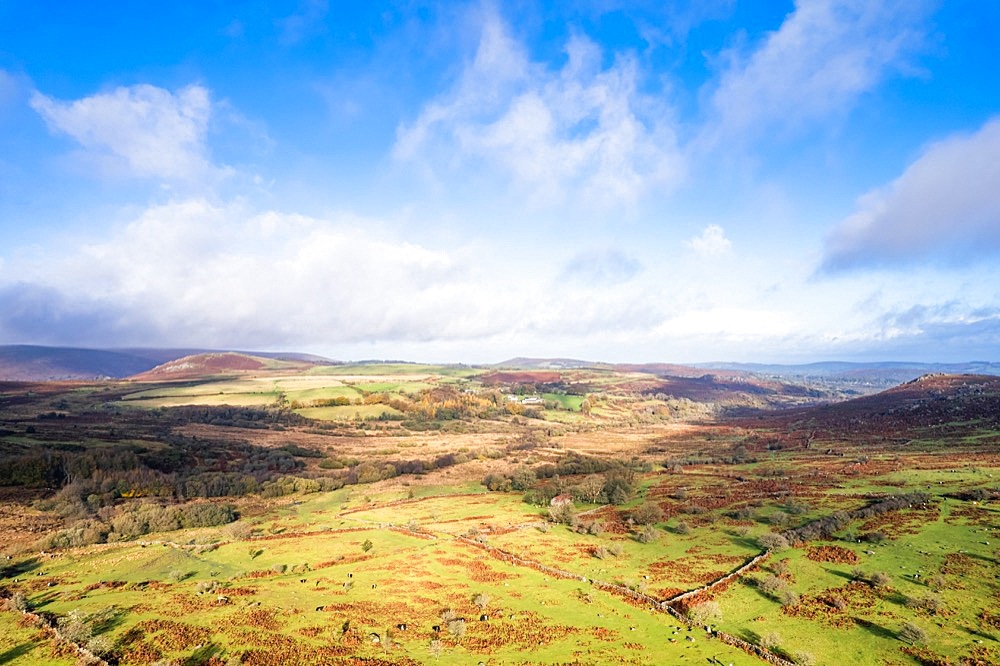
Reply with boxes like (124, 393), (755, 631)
(1, 0), (999, 364)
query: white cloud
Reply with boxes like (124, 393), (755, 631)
(685, 224), (732, 257)
(822, 116), (1000, 270)
(30, 84), (225, 182)
(394, 14), (683, 208)
(657, 307), (799, 340)
(705, 0), (931, 144)
(0, 199), (670, 350)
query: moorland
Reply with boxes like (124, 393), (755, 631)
(0, 351), (997, 665)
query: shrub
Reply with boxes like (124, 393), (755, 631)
(167, 569), (190, 583)
(509, 466), (536, 491)
(675, 521), (691, 535)
(687, 601), (722, 625)
(608, 543), (624, 557)
(482, 473), (511, 492)
(361, 539), (373, 553)
(447, 618), (466, 639)
(86, 635), (113, 658)
(870, 571), (892, 588)
(759, 631), (781, 650)
(9, 591), (29, 612)
(926, 574), (947, 592)
(778, 589), (800, 607)
(906, 594), (943, 615)
(898, 622), (927, 644)
(636, 525), (660, 544)
(473, 593), (490, 611)
(792, 651), (816, 666)
(547, 502), (577, 525)
(631, 502), (664, 525)
(57, 609), (93, 644)
(758, 532), (790, 551)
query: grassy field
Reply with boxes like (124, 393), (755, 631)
(1, 369), (998, 665)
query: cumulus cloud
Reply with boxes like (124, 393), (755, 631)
(30, 84), (225, 182)
(705, 0), (931, 144)
(0, 199), (673, 351)
(822, 117), (1000, 271)
(394, 14), (683, 208)
(685, 225), (732, 257)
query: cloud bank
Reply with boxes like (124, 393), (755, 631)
(822, 116), (1000, 270)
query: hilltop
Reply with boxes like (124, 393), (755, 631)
(0, 345), (333, 381)
(129, 352), (320, 381)
(734, 373), (1000, 448)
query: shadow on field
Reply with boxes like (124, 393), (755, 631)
(0, 640), (42, 665)
(966, 552), (998, 566)
(26, 590), (61, 609)
(0, 557), (41, 579)
(722, 531), (759, 550)
(739, 630), (793, 662)
(822, 566), (854, 581)
(962, 626), (997, 643)
(91, 606), (128, 635)
(181, 642), (224, 666)
(884, 591), (908, 607)
(853, 617), (897, 641)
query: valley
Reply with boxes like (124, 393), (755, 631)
(0, 355), (997, 665)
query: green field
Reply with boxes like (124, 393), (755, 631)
(2, 369), (999, 665)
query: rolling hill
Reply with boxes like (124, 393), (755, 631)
(0, 345), (334, 381)
(739, 373), (1000, 439)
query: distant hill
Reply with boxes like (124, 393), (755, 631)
(0, 345), (164, 381)
(696, 361), (1000, 385)
(614, 362), (743, 379)
(0, 345), (334, 381)
(740, 373), (1000, 437)
(494, 357), (597, 369)
(129, 352), (316, 381)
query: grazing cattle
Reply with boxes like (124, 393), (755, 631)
(432, 625), (441, 632)
(315, 606), (324, 611)
(396, 623), (407, 631)
(479, 614), (488, 622)
(347, 573), (352, 578)
(372, 584), (377, 589)
(300, 579), (306, 583)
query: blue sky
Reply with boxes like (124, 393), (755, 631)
(1, 0), (999, 363)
